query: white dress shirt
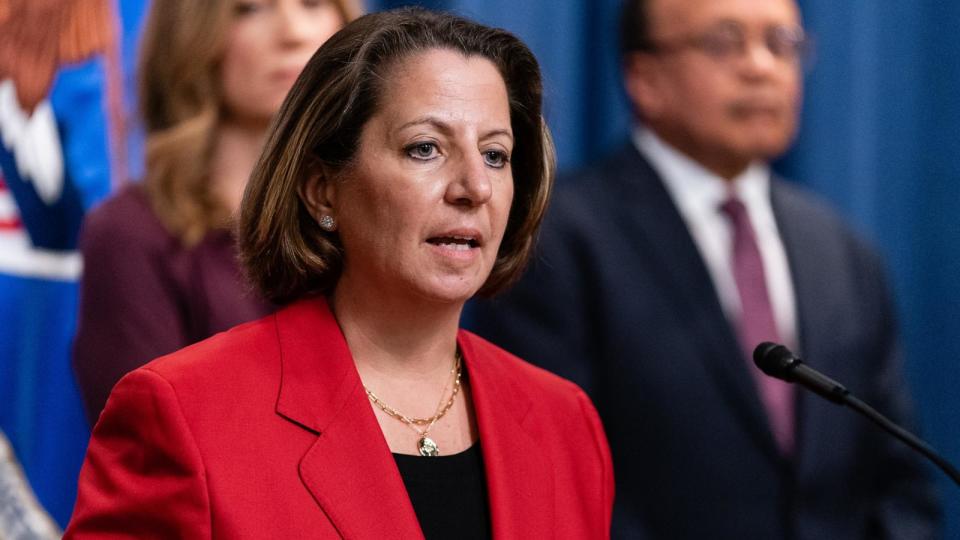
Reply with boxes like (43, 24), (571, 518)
(633, 127), (798, 350)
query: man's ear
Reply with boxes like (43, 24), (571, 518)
(623, 52), (666, 120)
(299, 164), (339, 223)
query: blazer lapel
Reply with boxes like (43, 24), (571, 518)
(274, 298), (424, 539)
(610, 145), (782, 461)
(458, 333), (556, 538)
(771, 183), (850, 467)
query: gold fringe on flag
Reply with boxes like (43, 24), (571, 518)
(0, 0), (113, 113)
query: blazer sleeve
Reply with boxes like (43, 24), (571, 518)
(72, 204), (189, 426)
(64, 369), (211, 539)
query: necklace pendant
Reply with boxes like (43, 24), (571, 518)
(418, 436), (439, 457)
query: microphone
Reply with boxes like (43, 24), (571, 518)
(753, 342), (849, 404)
(753, 342), (960, 487)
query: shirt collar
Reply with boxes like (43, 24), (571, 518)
(632, 126), (772, 219)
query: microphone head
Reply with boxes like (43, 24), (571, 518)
(752, 342), (800, 380)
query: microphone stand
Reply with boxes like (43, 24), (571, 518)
(841, 394), (960, 487)
(754, 341), (960, 487)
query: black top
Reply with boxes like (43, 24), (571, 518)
(393, 444), (491, 539)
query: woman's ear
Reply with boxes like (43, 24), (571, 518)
(299, 164), (340, 226)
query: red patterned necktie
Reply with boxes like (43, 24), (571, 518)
(720, 196), (795, 455)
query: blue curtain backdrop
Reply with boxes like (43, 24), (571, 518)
(369, 0), (960, 534)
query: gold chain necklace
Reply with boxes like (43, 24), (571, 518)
(364, 351), (463, 456)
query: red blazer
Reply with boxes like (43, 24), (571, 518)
(65, 297), (614, 538)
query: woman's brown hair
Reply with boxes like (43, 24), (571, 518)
(239, 7), (556, 304)
(139, 0), (362, 246)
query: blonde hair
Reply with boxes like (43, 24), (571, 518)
(139, 0), (361, 246)
(240, 8), (556, 304)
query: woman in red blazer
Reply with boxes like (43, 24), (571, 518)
(66, 7), (613, 539)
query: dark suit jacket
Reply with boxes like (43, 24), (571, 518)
(469, 143), (940, 539)
(65, 297), (614, 539)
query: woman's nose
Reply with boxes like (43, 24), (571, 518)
(276, 2), (314, 45)
(446, 152), (493, 207)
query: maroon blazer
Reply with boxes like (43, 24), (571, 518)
(65, 297), (614, 538)
(73, 184), (273, 425)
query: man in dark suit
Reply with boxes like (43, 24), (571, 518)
(470, 0), (941, 537)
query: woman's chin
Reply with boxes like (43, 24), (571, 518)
(408, 277), (485, 307)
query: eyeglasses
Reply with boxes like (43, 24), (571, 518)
(647, 22), (811, 65)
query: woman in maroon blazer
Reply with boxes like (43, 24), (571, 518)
(72, 0), (361, 425)
(66, 8), (614, 539)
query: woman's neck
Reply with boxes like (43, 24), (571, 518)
(330, 277), (464, 379)
(331, 276), (479, 456)
(209, 118), (268, 215)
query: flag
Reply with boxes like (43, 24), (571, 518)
(0, 0), (147, 527)
(0, 429), (60, 538)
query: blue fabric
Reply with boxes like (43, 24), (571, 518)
(370, 0), (960, 533)
(0, 58), (110, 529)
(0, 2), (151, 528)
(0, 275), (87, 529)
(117, 0), (151, 184)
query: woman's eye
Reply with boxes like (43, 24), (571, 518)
(406, 142), (439, 161)
(234, 1), (265, 16)
(483, 150), (509, 168)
